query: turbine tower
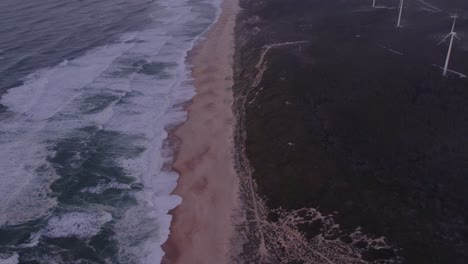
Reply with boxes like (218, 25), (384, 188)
(438, 15), (460, 77)
(397, 0), (405, 28)
(373, 0), (376, 8)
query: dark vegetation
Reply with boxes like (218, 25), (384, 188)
(234, 0), (468, 263)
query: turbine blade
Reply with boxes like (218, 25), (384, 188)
(437, 34), (451, 46)
(451, 16), (458, 32)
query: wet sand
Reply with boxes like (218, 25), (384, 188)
(161, 0), (239, 263)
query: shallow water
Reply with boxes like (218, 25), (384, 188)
(0, 0), (220, 263)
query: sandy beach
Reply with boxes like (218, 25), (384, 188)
(161, 0), (239, 263)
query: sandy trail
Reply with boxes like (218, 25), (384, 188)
(161, 0), (239, 263)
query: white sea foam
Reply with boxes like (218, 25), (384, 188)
(0, 253), (19, 264)
(0, 36), (140, 226)
(43, 211), (113, 239)
(0, 0), (222, 262)
(80, 181), (131, 194)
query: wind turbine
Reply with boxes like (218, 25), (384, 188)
(373, 0), (376, 8)
(397, 0), (405, 27)
(438, 15), (461, 77)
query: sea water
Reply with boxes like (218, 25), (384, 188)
(0, 0), (220, 263)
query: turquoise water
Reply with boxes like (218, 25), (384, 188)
(0, 0), (220, 263)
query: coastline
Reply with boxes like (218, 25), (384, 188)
(161, 0), (240, 263)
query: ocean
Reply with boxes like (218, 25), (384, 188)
(0, 0), (220, 263)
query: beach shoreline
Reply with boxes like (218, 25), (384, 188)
(161, 0), (240, 263)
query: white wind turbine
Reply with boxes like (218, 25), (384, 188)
(373, 0), (376, 8)
(397, 0), (405, 27)
(438, 15), (461, 77)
